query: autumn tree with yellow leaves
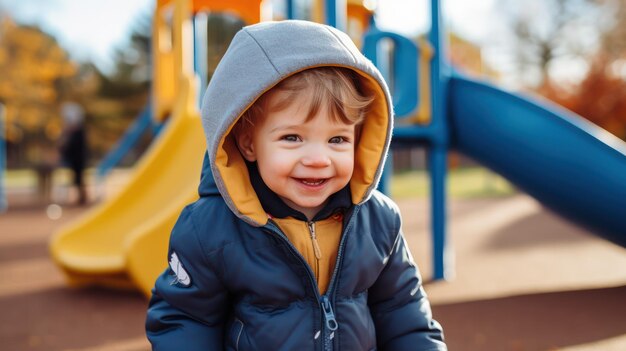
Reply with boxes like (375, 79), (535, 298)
(0, 17), (78, 167)
(0, 12), (152, 169)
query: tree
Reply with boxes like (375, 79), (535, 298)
(542, 0), (626, 140)
(100, 13), (152, 98)
(498, 0), (626, 140)
(80, 11), (153, 165)
(497, 0), (605, 88)
(598, 0), (626, 61)
(0, 17), (77, 167)
(0, 8), (155, 168)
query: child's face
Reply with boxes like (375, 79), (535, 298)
(238, 90), (356, 220)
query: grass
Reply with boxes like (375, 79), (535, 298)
(4, 168), (99, 188)
(390, 167), (516, 199)
(4, 169), (37, 188)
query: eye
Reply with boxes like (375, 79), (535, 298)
(329, 136), (349, 144)
(281, 134), (301, 142)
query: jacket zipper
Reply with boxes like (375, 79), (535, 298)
(321, 295), (338, 350)
(307, 221), (322, 283)
(325, 206), (360, 295)
(321, 206), (361, 350)
(264, 221), (326, 350)
(265, 206), (360, 351)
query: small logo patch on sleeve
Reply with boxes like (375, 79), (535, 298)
(169, 251), (191, 287)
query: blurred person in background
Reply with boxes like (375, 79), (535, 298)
(59, 102), (89, 205)
(33, 140), (58, 205)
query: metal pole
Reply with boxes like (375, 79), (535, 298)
(286, 0), (295, 20)
(324, 0), (346, 31)
(0, 104), (7, 212)
(429, 0), (452, 280)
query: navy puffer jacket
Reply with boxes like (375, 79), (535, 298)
(146, 156), (445, 350)
(146, 20), (446, 350)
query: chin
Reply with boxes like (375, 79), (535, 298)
(293, 201), (325, 211)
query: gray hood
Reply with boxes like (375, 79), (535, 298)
(200, 20), (393, 226)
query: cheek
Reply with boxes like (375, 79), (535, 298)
(257, 156), (295, 196)
(256, 150), (295, 178)
(336, 153), (355, 178)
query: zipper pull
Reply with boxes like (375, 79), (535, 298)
(308, 221), (322, 260)
(321, 295), (338, 331)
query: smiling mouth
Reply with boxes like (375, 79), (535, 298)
(296, 178), (328, 186)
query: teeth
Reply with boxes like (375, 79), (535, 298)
(301, 179), (325, 186)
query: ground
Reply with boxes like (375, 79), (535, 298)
(1, 189), (625, 350)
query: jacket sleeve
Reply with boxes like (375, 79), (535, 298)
(145, 206), (230, 350)
(368, 223), (447, 350)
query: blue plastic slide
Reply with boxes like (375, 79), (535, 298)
(449, 74), (626, 247)
(96, 104), (161, 179)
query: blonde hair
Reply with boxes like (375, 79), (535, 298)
(235, 67), (374, 133)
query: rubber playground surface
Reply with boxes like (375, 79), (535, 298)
(1, 192), (625, 351)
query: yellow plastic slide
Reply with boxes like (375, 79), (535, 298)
(50, 76), (205, 292)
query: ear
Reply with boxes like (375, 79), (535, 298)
(234, 129), (257, 162)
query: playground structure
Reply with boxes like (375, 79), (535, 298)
(0, 103), (6, 212)
(95, 104), (159, 181)
(49, 0), (626, 297)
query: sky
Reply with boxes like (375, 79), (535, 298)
(378, 0), (498, 40)
(0, 0), (550, 86)
(0, 0), (155, 71)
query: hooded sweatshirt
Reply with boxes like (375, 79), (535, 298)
(146, 20), (446, 351)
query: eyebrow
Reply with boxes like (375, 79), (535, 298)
(269, 124), (299, 134)
(333, 126), (355, 134)
(269, 124), (355, 134)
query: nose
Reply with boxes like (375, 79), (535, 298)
(301, 145), (331, 167)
